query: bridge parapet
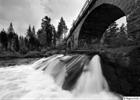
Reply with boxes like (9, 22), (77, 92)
(69, 0), (95, 36)
(73, 0), (92, 26)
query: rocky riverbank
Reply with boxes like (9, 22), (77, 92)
(0, 49), (66, 60)
(100, 46), (140, 96)
(0, 49), (66, 67)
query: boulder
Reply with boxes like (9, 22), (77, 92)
(101, 46), (140, 96)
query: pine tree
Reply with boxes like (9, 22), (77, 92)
(7, 22), (15, 34)
(26, 26), (39, 50)
(37, 29), (45, 47)
(43, 16), (53, 47)
(32, 26), (36, 37)
(26, 25), (32, 39)
(57, 17), (68, 40)
(102, 22), (119, 45)
(51, 25), (57, 47)
(38, 16), (54, 48)
(0, 29), (8, 50)
(41, 16), (51, 30)
(14, 35), (19, 51)
(7, 23), (19, 51)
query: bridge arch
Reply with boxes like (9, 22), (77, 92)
(78, 3), (125, 47)
(67, 0), (137, 49)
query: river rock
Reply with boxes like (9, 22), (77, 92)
(101, 46), (140, 96)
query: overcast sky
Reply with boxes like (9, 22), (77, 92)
(0, 0), (86, 35)
(0, 0), (126, 36)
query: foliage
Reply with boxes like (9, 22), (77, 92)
(26, 26), (39, 50)
(18, 36), (28, 54)
(102, 22), (119, 45)
(7, 23), (19, 51)
(57, 17), (68, 39)
(102, 22), (129, 47)
(0, 29), (8, 50)
(37, 16), (56, 48)
(0, 15), (68, 55)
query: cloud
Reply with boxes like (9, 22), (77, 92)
(0, 0), (45, 35)
(41, 0), (86, 29)
(0, 0), (86, 35)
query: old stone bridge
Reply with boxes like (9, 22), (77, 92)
(67, 0), (140, 49)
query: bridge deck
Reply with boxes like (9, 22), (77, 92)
(68, 0), (97, 38)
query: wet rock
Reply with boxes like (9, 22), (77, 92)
(101, 46), (140, 96)
(62, 55), (89, 90)
(100, 54), (131, 96)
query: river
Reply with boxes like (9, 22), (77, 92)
(0, 54), (121, 100)
(0, 58), (39, 67)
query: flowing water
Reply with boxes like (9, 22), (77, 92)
(0, 54), (121, 100)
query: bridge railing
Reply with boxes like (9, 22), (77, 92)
(73, 0), (92, 27)
(69, 0), (93, 38)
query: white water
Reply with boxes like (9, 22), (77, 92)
(73, 55), (109, 95)
(0, 55), (121, 100)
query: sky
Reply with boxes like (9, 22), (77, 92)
(0, 0), (86, 36)
(116, 16), (127, 27)
(0, 0), (126, 36)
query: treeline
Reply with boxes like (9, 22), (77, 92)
(101, 22), (140, 48)
(0, 16), (68, 54)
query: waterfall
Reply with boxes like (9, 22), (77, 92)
(73, 55), (109, 95)
(0, 54), (121, 100)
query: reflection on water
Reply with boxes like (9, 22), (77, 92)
(0, 54), (121, 100)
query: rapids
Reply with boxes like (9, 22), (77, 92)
(0, 54), (121, 100)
